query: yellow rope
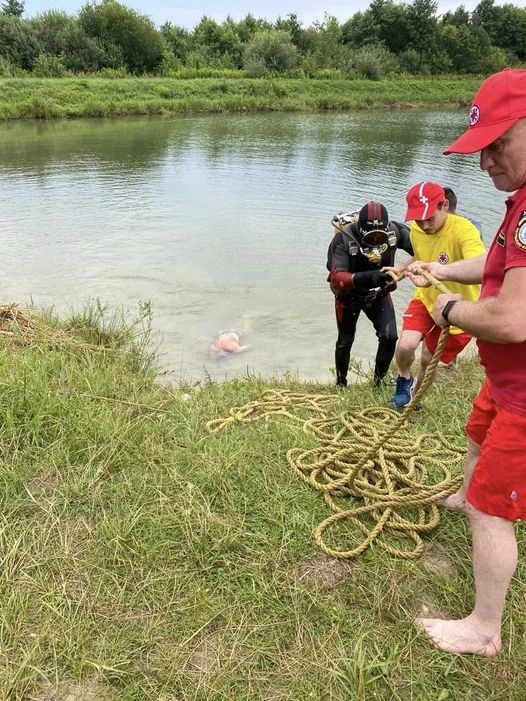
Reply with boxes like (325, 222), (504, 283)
(206, 269), (466, 559)
(206, 390), (336, 434)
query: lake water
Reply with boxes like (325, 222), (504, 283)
(0, 110), (503, 385)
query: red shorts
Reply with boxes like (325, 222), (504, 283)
(466, 379), (526, 520)
(401, 298), (472, 364)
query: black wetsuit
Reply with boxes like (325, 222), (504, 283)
(326, 221), (413, 386)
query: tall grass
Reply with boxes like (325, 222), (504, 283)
(0, 75), (484, 120)
(0, 303), (524, 699)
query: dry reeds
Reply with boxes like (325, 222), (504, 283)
(0, 303), (109, 351)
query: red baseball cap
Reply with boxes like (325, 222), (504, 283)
(405, 181), (445, 221)
(444, 68), (526, 155)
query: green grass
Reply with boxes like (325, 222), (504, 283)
(0, 75), (485, 120)
(0, 302), (524, 700)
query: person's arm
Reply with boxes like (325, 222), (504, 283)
(406, 254), (487, 287)
(391, 221), (414, 256)
(328, 235), (354, 290)
(382, 256), (414, 277)
(432, 266), (526, 343)
(382, 221), (414, 277)
(328, 234), (390, 291)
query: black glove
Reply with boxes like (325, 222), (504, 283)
(352, 270), (390, 290)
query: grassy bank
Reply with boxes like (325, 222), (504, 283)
(0, 75), (485, 120)
(0, 302), (524, 700)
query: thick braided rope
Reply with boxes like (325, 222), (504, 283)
(206, 391), (336, 433)
(206, 270), (465, 559)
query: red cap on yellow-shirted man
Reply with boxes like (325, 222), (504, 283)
(405, 182), (445, 221)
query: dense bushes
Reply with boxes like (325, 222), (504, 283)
(0, 0), (525, 78)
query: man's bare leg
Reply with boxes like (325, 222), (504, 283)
(414, 343), (433, 395)
(441, 438), (480, 512)
(416, 505), (516, 655)
(395, 330), (423, 377)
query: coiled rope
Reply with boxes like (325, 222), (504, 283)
(206, 269), (466, 559)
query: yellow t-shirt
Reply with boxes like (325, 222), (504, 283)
(410, 213), (486, 334)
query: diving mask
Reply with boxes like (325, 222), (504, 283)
(360, 229), (389, 264)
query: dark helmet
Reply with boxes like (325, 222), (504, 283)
(357, 200), (390, 248)
(358, 201), (389, 234)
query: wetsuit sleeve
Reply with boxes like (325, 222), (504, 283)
(392, 221), (414, 256)
(327, 232), (356, 291)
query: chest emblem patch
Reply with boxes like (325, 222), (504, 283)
(438, 252), (449, 264)
(514, 210), (526, 252)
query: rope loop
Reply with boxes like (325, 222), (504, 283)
(205, 270), (466, 559)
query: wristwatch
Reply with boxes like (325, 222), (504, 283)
(442, 299), (458, 323)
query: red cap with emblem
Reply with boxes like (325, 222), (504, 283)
(405, 181), (445, 221)
(444, 68), (526, 155)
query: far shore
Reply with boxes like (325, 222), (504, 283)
(0, 75), (484, 120)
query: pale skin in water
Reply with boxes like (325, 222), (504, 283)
(211, 331), (250, 354)
(405, 118), (526, 655)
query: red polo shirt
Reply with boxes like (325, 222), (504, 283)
(477, 182), (526, 415)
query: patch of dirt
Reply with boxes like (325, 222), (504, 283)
(421, 543), (458, 580)
(188, 631), (221, 675)
(297, 554), (350, 590)
(27, 471), (61, 502)
(415, 591), (450, 620)
(31, 678), (109, 701)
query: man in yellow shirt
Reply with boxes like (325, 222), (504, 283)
(390, 181), (486, 408)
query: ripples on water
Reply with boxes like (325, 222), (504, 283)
(0, 112), (503, 384)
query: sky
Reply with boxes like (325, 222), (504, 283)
(23, 0), (523, 30)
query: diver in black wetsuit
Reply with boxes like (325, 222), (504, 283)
(326, 200), (413, 387)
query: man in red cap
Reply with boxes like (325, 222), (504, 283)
(388, 181), (485, 408)
(407, 68), (526, 656)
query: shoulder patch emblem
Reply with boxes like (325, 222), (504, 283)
(497, 230), (506, 247)
(438, 252), (449, 264)
(514, 211), (526, 251)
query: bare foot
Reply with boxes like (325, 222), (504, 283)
(440, 489), (467, 513)
(415, 617), (502, 656)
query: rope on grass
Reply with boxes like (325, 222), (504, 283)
(206, 390), (336, 433)
(206, 269), (465, 559)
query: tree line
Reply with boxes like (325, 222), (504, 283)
(0, 0), (525, 78)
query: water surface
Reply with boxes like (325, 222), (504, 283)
(0, 111), (502, 384)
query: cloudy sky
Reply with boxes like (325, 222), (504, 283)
(22, 0), (503, 29)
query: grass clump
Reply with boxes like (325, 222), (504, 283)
(0, 302), (525, 700)
(0, 75), (486, 120)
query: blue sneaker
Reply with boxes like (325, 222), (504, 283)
(392, 375), (415, 408)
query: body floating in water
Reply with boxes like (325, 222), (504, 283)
(211, 328), (250, 355)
